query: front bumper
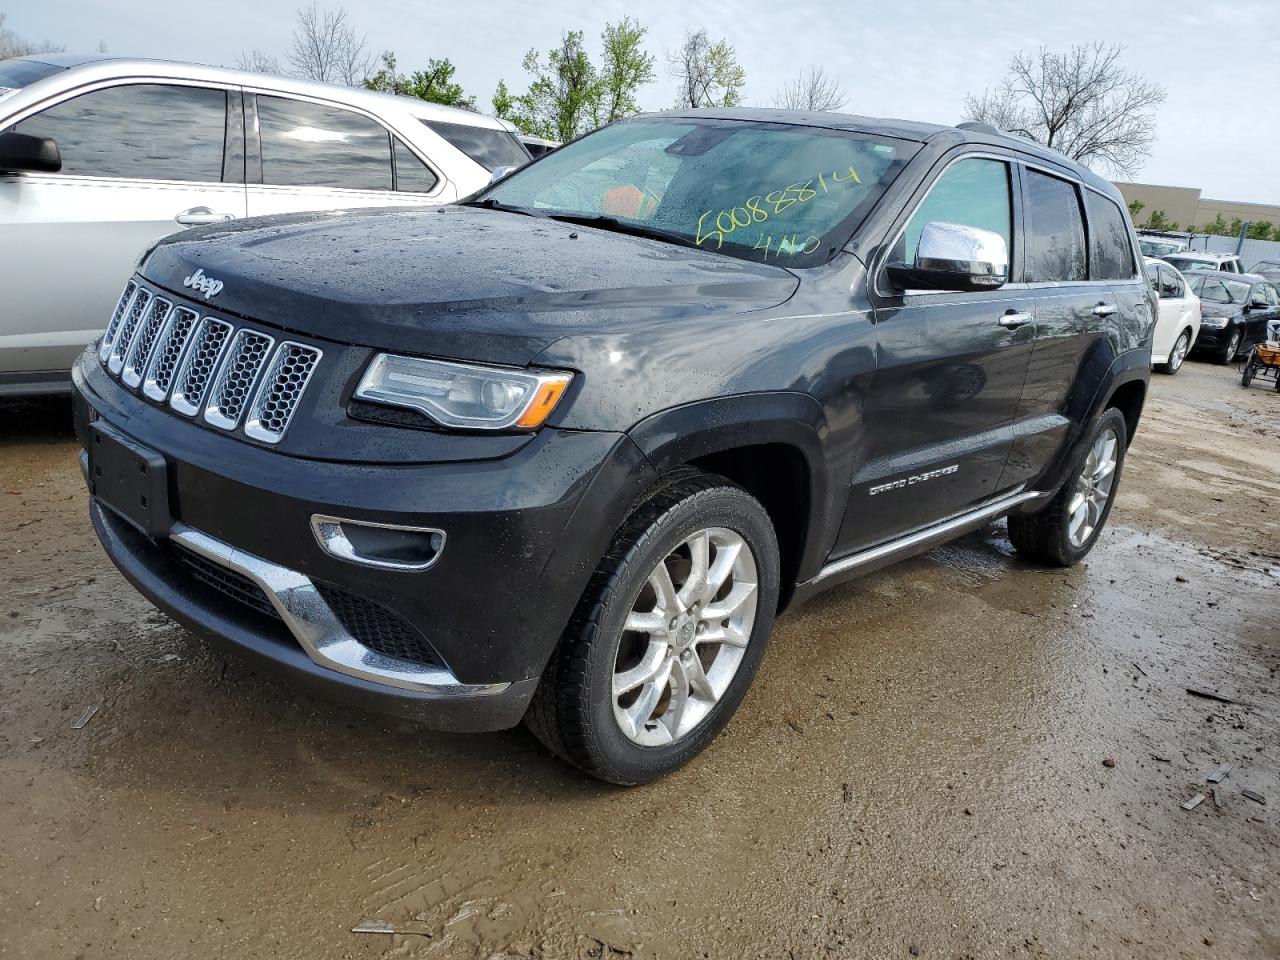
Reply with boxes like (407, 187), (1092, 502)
(74, 352), (656, 731)
(1192, 325), (1231, 350)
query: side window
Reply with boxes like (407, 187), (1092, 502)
(1249, 284), (1269, 307)
(13, 83), (227, 182)
(1266, 284), (1280, 307)
(257, 96), (392, 190)
(1084, 190), (1136, 281)
(1024, 170), (1086, 282)
(1145, 264), (1160, 296)
(422, 120), (530, 171)
(894, 157), (1012, 269)
(393, 139), (439, 193)
(1159, 266), (1182, 299)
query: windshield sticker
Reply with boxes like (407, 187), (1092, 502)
(694, 166), (863, 250)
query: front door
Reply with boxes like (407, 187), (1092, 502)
(0, 82), (246, 384)
(840, 154), (1035, 552)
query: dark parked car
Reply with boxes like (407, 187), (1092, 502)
(1250, 258), (1280, 285)
(1184, 271), (1280, 362)
(72, 110), (1152, 783)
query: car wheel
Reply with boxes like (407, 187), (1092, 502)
(525, 472), (780, 784)
(1218, 329), (1242, 365)
(1159, 329), (1191, 375)
(1007, 407), (1128, 567)
(1242, 355), (1256, 387)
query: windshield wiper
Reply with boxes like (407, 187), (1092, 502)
(542, 212), (705, 252)
(457, 198), (550, 219)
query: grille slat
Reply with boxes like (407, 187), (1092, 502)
(171, 543), (281, 621)
(204, 329), (274, 430)
(107, 288), (153, 375)
(99, 279), (320, 444)
(169, 317), (234, 417)
(142, 306), (200, 402)
(244, 342), (322, 444)
(100, 281), (138, 362)
(314, 581), (441, 667)
(121, 297), (172, 388)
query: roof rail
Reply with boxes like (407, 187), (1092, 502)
(955, 121), (1001, 136)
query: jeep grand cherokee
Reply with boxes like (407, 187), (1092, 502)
(72, 110), (1152, 784)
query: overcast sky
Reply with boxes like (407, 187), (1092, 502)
(6, 0), (1276, 204)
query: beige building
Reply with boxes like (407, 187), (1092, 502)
(1113, 181), (1280, 231)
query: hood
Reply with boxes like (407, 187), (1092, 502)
(141, 206), (800, 367)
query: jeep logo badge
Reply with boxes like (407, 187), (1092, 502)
(183, 268), (224, 299)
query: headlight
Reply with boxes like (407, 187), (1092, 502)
(1200, 316), (1228, 329)
(354, 354), (572, 431)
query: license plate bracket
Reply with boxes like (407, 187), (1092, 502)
(88, 421), (173, 538)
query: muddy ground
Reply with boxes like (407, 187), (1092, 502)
(1, 361), (1277, 960)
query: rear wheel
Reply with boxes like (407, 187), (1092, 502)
(526, 473), (780, 785)
(1159, 329), (1191, 375)
(1008, 408), (1128, 567)
(1242, 355), (1256, 387)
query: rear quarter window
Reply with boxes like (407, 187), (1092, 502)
(422, 120), (529, 171)
(1085, 192), (1137, 280)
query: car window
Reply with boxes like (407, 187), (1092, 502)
(1159, 266), (1183, 299)
(1225, 260), (1240, 273)
(393, 139), (438, 193)
(481, 117), (918, 268)
(422, 119), (529, 171)
(1084, 191), (1136, 280)
(257, 95), (392, 190)
(0, 57), (66, 91)
(1248, 284), (1269, 307)
(1023, 169), (1086, 282)
(12, 83), (227, 182)
(1189, 276), (1250, 303)
(1265, 284), (1280, 307)
(1145, 263), (1160, 296)
(894, 157), (1012, 273)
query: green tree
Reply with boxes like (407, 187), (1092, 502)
(1246, 221), (1274, 241)
(1228, 218), (1244, 237)
(1202, 213), (1230, 236)
(595, 17), (656, 125)
(1144, 209), (1177, 231)
(514, 31), (603, 141)
(365, 52), (475, 109)
(668, 29), (745, 108)
(1126, 199), (1145, 220)
(492, 79), (538, 135)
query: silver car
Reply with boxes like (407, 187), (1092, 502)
(0, 54), (530, 395)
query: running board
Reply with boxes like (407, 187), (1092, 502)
(793, 488), (1050, 605)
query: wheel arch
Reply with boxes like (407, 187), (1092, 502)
(626, 393), (837, 610)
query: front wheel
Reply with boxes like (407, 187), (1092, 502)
(1218, 329), (1242, 365)
(1008, 408), (1128, 567)
(1242, 355), (1256, 387)
(526, 473), (780, 784)
(1159, 329), (1191, 375)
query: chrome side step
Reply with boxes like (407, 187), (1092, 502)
(170, 524), (508, 697)
(801, 488), (1050, 595)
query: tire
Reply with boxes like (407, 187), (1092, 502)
(1007, 408), (1128, 567)
(1242, 357), (1255, 387)
(525, 472), (780, 785)
(1158, 329), (1191, 375)
(1218, 329), (1242, 365)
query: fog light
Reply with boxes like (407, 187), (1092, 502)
(311, 515), (445, 571)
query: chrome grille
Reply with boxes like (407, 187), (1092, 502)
(121, 297), (172, 388)
(204, 329), (274, 429)
(98, 277), (320, 443)
(244, 343), (322, 444)
(100, 281), (138, 362)
(106, 287), (152, 375)
(142, 306), (199, 402)
(169, 317), (234, 416)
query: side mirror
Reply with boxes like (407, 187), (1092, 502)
(0, 130), (61, 173)
(886, 221), (1008, 292)
(488, 165), (517, 185)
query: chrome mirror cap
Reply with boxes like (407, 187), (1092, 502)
(888, 221), (1010, 292)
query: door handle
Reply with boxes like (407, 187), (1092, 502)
(1092, 303), (1118, 317)
(175, 206), (235, 226)
(999, 311), (1033, 329)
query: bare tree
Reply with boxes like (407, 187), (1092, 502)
(774, 67), (846, 112)
(286, 3), (373, 86)
(0, 13), (63, 59)
(668, 29), (745, 108)
(963, 43), (1166, 177)
(236, 49), (285, 76)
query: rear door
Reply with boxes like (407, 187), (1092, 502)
(0, 81), (245, 383)
(1000, 166), (1100, 490)
(245, 93), (452, 217)
(845, 153), (1036, 550)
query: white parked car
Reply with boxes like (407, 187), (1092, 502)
(0, 54), (529, 395)
(1144, 257), (1200, 374)
(1161, 250), (1245, 275)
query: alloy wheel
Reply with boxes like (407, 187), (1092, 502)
(1067, 427), (1119, 548)
(612, 527), (758, 746)
(1170, 332), (1189, 371)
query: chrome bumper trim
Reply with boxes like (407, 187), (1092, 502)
(169, 523), (507, 697)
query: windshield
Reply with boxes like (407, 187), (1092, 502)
(1189, 276), (1250, 303)
(0, 58), (64, 99)
(475, 117), (917, 268)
